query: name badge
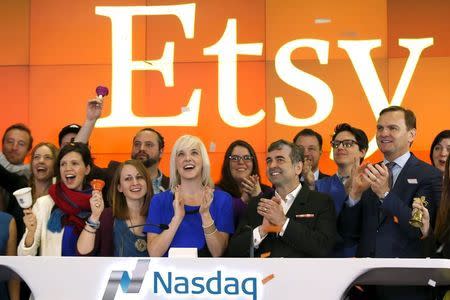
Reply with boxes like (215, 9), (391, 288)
(407, 178), (418, 184)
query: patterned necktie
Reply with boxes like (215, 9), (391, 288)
(385, 161), (396, 189)
(379, 161), (396, 223)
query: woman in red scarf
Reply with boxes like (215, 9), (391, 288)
(18, 142), (96, 256)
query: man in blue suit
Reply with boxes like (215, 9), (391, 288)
(340, 106), (442, 300)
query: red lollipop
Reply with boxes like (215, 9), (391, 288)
(90, 179), (105, 191)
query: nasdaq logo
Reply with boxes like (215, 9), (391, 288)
(102, 259), (151, 300)
(153, 270), (258, 300)
(102, 259), (273, 300)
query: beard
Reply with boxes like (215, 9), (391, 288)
(132, 151), (159, 168)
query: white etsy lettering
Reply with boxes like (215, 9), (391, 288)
(338, 38), (433, 157)
(204, 19), (264, 128)
(95, 4), (201, 127)
(274, 39), (333, 126)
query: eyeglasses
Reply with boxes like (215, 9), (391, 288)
(330, 140), (358, 149)
(229, 155), (253, 162)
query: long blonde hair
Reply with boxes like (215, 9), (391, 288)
(169, 135), (214, 191)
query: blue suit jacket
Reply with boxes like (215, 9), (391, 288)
(339, 153), (442, 258)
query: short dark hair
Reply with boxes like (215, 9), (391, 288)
(58, 124), (81, 147)
(430, 130), (450, 166)
(216, 140), (261, 198)
(332, 123), (369, 163)
(293, 128), (323, 150)
(379, 106), (416, 130)
(55, 142), (93, 182)
(268, 139), (304, 164)
(2, 123), (33, 151)
(133, 128), (165, 150)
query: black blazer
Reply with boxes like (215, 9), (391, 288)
(339, 154), (442, 258)
(228, 186), (336, 257)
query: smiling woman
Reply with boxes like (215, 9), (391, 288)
(76, 159), (153, 257)
(216, 140), (272, 227)
(145, 135), (234, 257)
(29, 142), (58, 201)
(17, 142), (95, 257)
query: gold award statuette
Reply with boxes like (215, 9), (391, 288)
(409, 196), (428, 228)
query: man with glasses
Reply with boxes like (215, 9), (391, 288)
(228, 140), (336, 258)
(315, 123), (368, 257)
(341, 106), (442, 300)
(293, 128), (329, 187)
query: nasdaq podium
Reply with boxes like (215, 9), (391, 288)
(0, 257), (449, 300)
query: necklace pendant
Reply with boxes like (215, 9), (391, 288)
(135, 239), (147, 252)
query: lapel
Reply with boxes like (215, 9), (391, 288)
(378, 153), (418, 225)
(391, 153), (418, 193)
(285, 185), (309, 217)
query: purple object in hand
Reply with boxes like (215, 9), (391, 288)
(96, 86), (109, 97)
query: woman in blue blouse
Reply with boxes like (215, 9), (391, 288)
(145, 135), (234, 257)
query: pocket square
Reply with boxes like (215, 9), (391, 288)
(407, 178), (418, 184)
(296, 213), (315, 218)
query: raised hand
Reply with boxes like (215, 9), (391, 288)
(199, 185), (214, 216)
(172, 185), (185, 220)
(86, 98), (103, 121)
(89, 190), (104, 222)
(242, 174), (262, 197)
(302, 159), (315, 189)
(348, 160), (371, 201)
(257, 196), (286, 232)
(23, 208), (37, 233)
(365, 163), (390, 198)
(412, 200), (430, 238)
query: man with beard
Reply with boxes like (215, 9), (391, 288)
(119, 128), (169, 193)
(75, 98), (169, 194)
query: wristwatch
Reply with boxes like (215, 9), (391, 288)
(380, 191), (389, 201)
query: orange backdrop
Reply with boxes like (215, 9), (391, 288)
(0, 0), (449, 184)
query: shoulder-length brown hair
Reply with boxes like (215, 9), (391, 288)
(29, 142), (59, 201)
(109, 160), (153, 219)
(435, 156), (450, 240)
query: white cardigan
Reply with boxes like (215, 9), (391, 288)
(18, 195), (64, 256)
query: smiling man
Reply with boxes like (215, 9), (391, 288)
(340, 106), (442, 300)
(228, 139), (336, 258)
(1, 123), (33, 178)
(293, 128), (329, 185)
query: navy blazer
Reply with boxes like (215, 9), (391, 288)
(339, 153), (442, 258)
(228, 186), (336, 258)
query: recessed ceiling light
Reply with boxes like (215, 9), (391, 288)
(314, 18), (331, 24)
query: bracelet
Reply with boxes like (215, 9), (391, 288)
(203, 223), (217, 235)
(83, 226), (96, 234)
(205, 228), (217, 236)
(86, 217), (100, 230)
(202, 220), (215, 229)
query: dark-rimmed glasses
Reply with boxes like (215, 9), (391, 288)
(330, 140), (358, 149)
(229, 155), (253, 162)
